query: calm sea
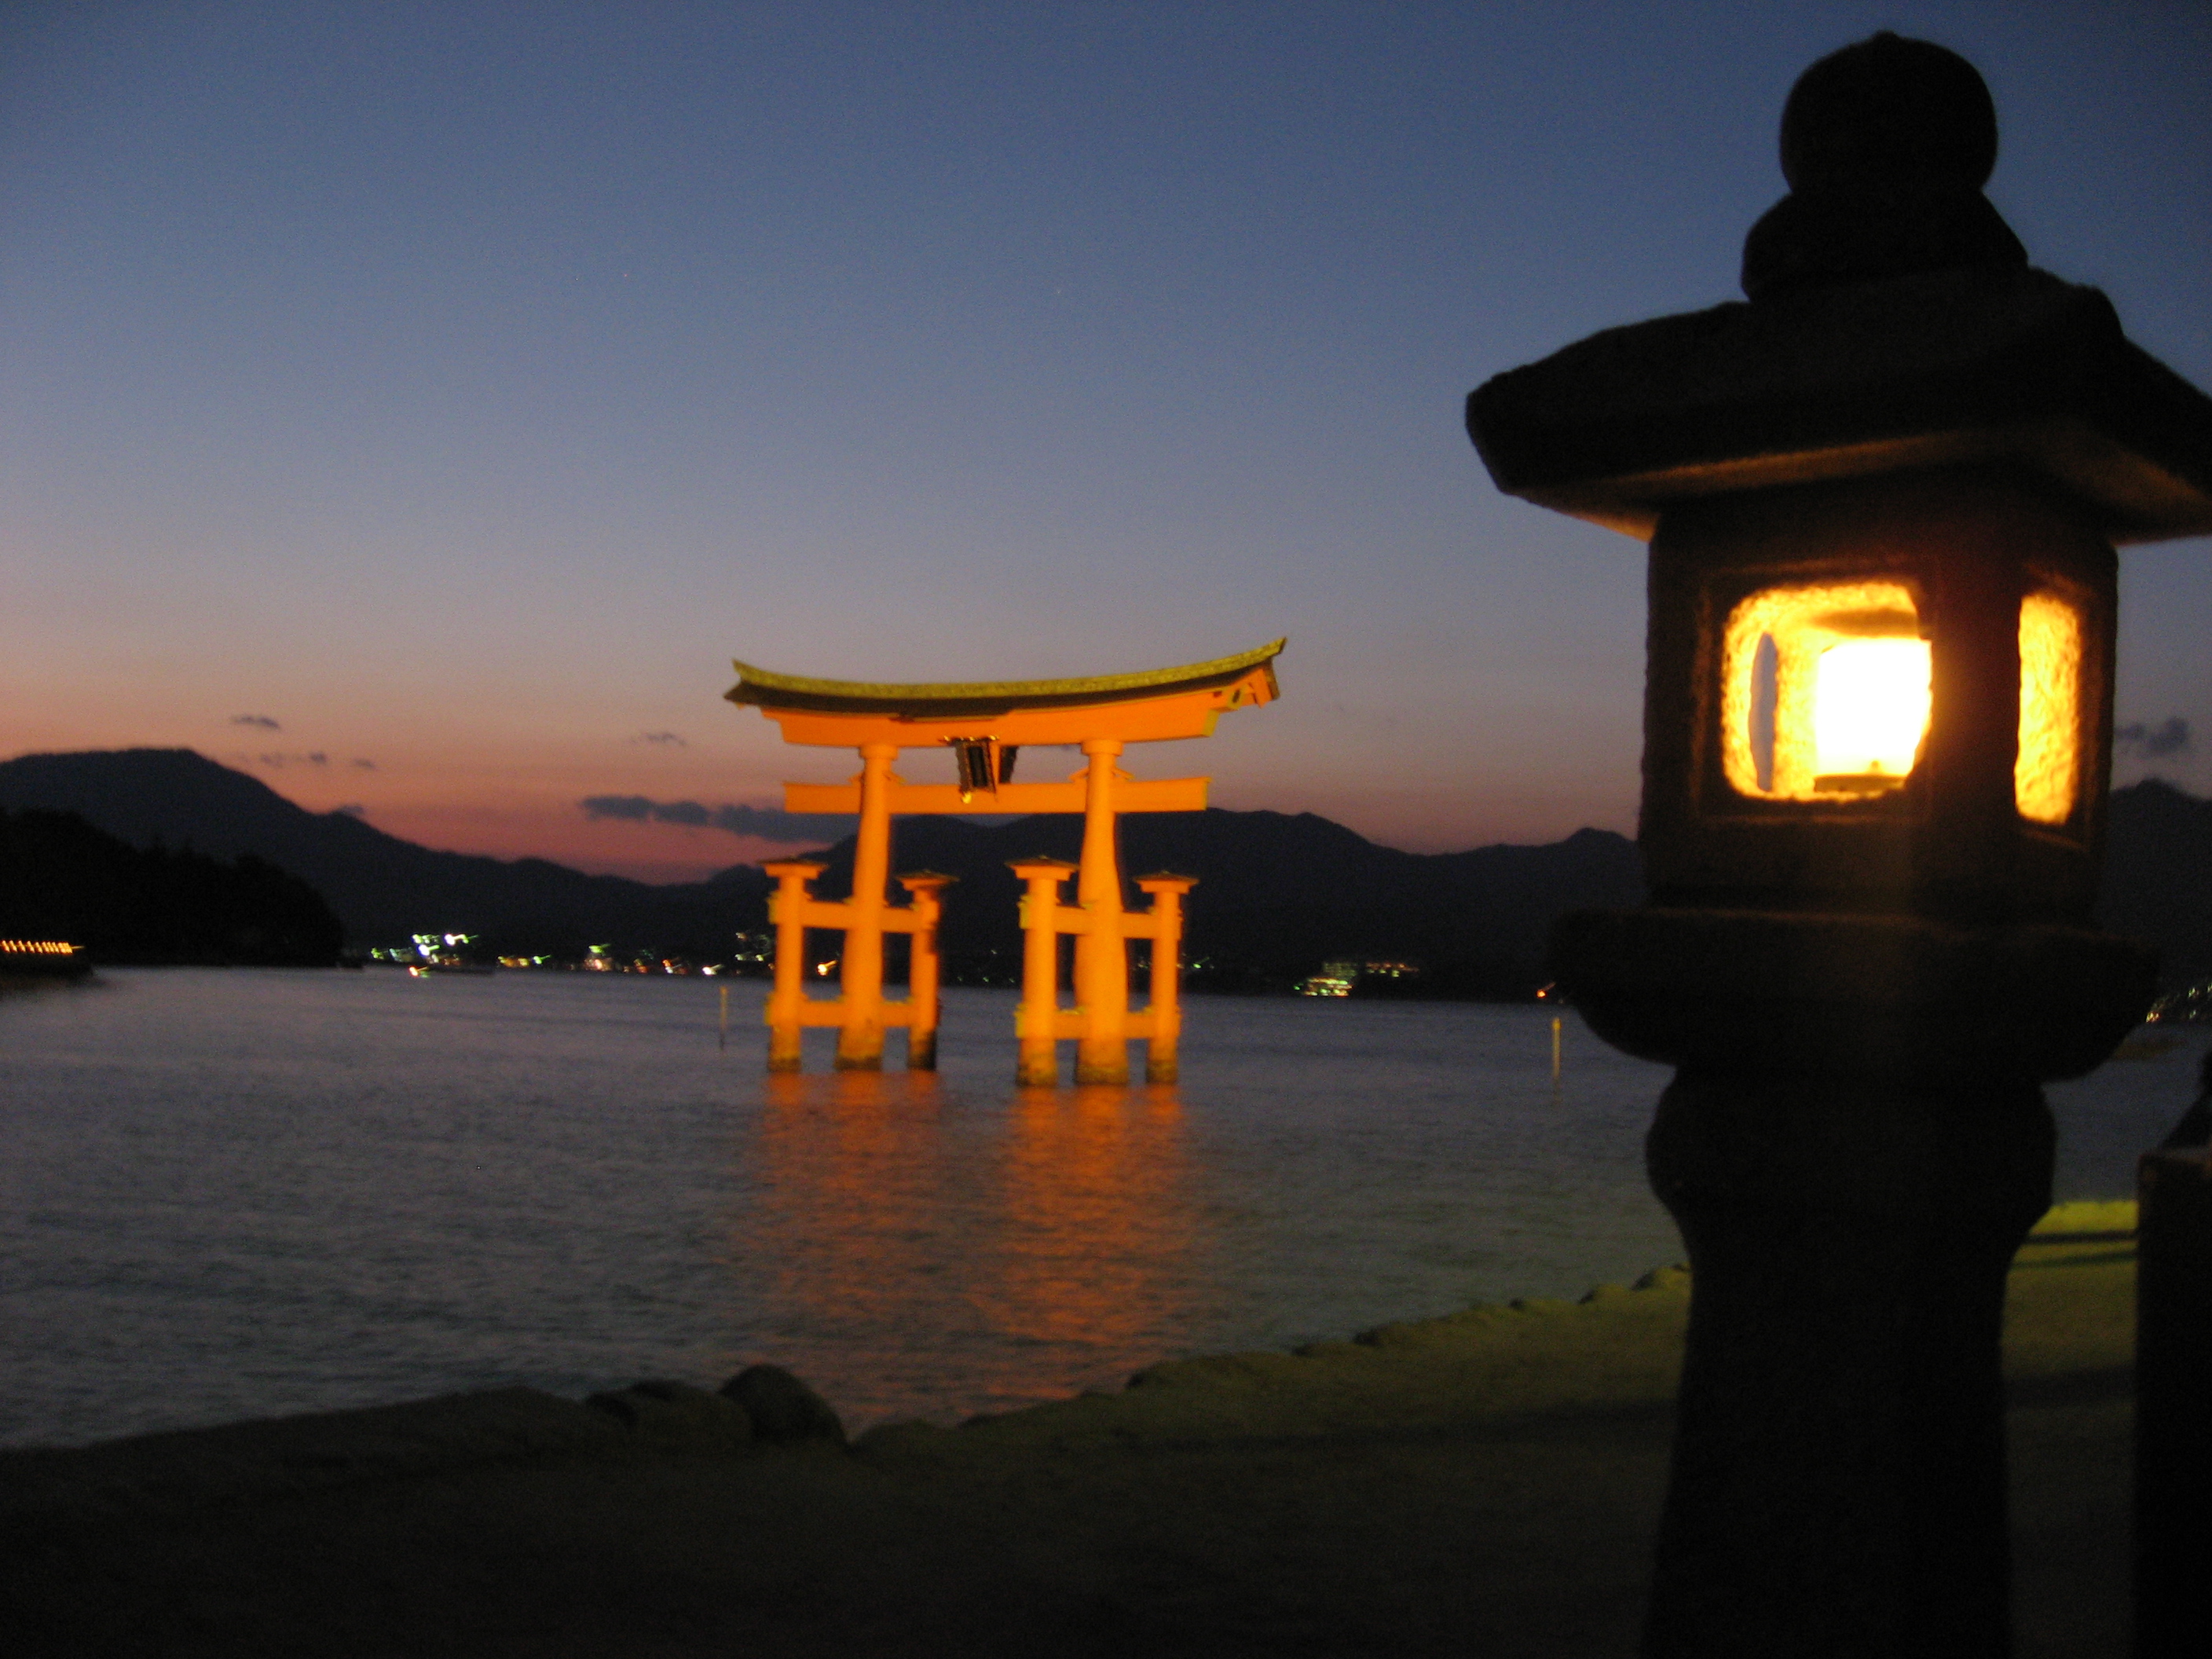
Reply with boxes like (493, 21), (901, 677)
(2, 968), (2199, 1449)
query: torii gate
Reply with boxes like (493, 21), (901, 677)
(725, 640), (1283, 1084)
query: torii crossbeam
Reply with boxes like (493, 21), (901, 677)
(726, 640), (1283, 1082)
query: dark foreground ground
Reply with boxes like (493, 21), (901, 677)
(0, 1205), (2134, 1659)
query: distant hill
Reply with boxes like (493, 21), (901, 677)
(0, 749), (1643, 995)
(797, 811), (1645, 997)
(0, 808), (344, 967)
(9, 749), (2200, 997)
(2100, 779), (2212, 989)
(0, 749), (769, 957)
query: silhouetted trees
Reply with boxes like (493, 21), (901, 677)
(0, 808), (344, 967)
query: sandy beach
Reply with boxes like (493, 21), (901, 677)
(0, 1203), (2133, 1657)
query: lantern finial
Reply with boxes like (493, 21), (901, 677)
(1743, 32), (2024, 300)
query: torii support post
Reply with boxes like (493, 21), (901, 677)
(834, 742), (899, 1071)
(1074, 738), (1130, 1085)
(762, 859), (826, 1073)
(1011, 859), (1077, 1086)
(897, 871), (956, 1071)
(1135, 873), (1196, 1084)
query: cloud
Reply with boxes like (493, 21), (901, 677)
(332, 803), (367, 818)
(231, 714), (281, 731)
(350, 758), (376, 770)
(258, 752), (288, 768)
(2118, 717), (2192, 759)
(579, 795), (851, 844)
(306, 752), (328, 766)
(632, 731), (687, 747)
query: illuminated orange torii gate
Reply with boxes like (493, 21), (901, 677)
(726, 640), (1283, 1083)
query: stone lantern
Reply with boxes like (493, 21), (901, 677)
(1467, 34), (2212, 1657)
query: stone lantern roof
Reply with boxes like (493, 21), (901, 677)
(1467, 33), (2212, 544)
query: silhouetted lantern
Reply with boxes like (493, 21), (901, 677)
(1467, 32), (2212, 1658)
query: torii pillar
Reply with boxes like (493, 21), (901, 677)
(1073, 738), (1128, 1082)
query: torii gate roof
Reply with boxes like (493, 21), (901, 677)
(727, 639), (1284, 746)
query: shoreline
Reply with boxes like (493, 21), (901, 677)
(1, 1203), (2135, 1657)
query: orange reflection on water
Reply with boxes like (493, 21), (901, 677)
(982, 1083), (1192, 1350)
(734, 1070), (1204, 1426)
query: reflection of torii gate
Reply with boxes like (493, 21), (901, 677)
(726, 640), (1283, 1085)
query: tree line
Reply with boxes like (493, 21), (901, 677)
(0, 808), (344, 967)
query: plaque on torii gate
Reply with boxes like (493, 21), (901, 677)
(725, 639), (1283, 1083)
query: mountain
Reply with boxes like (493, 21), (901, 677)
(0, 807), (345, 967)
(795, 810), (1645, 997)
(11, 749), (2200, 997)
(0, 749), (769, 956)
(0, 749), (1644, 994)
(2100, 778), (2212, 990)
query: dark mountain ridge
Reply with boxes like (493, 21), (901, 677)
(800, 810), (1644, 995)
(5, 749), (2207, 994)
(2098, 778), (2212, 989)
(0, 807), (344, 966)
(0, 749), (768, 958)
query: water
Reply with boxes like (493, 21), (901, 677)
(1, 969), (2199, 1449)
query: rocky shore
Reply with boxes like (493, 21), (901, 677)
(0, 1204), (2133, 1657)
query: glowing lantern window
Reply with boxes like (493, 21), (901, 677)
(1722, 581), (1930, 801)
(2015, 589), (2083, 826)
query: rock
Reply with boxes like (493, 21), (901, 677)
(718, 1365), (844, 1445)
(584, 1380), (753, 1447)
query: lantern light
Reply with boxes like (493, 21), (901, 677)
(2016, 588), (2084, 825)
(1722, 580), (1928, 800)
(1812, 637), (1931, 787)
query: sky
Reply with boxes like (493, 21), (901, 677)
(4, 1), (2207, 883)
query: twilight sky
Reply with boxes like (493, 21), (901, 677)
(5, 1), (2207, 882)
